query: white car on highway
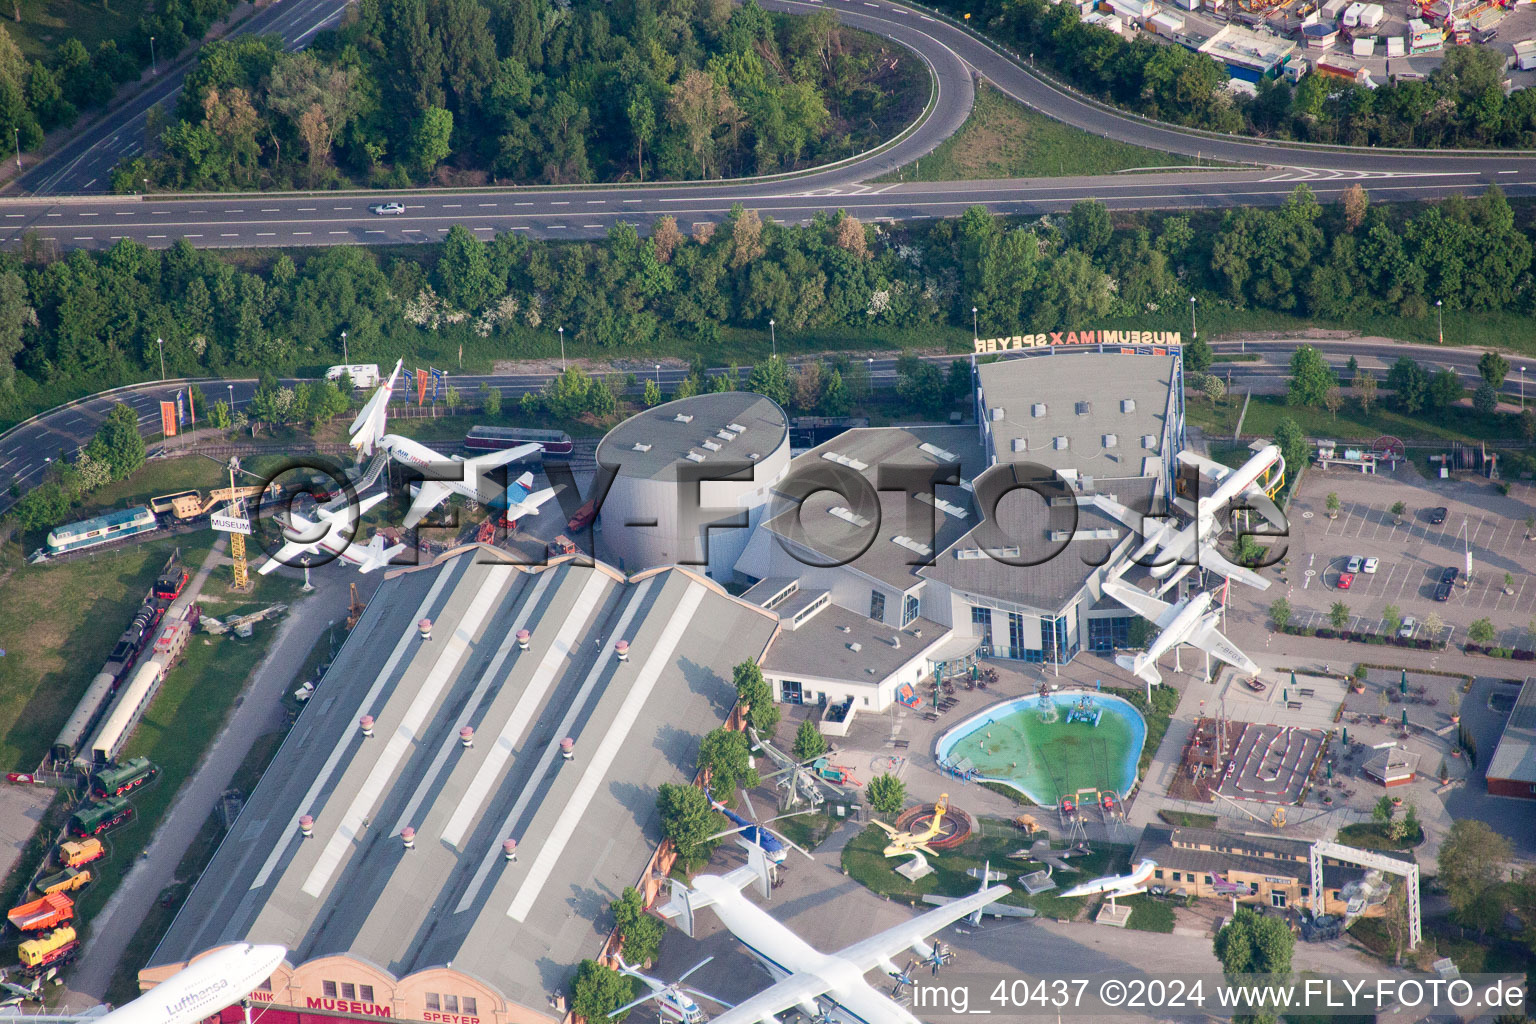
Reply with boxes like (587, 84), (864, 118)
(369, 202), (406, 215)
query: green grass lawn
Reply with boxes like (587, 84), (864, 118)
(1186, 393), (1521, 444)
(1157, 810), (1218, 828)
(874, 82), (1192, 182)
(1335, 821), (1424, 851)
(8, 0), (149, 62)
(841, 818), (1134, 919)
(0, 532), (213, 769)
(1116, 892), (1176, 932)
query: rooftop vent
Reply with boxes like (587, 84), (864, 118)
(1011, 438), (1028, 453)
(892, 535), (933, 556)
(674, 413), (694, 423)
(917, 494), (969, 519)
(459, 726), (475, 748)
(359, 715), (375, 738)
(1049, 530), (1072, 542)
(1103, 434), (1118, 449)
(956, 548), (987, 560)
(839, 625), (852, 633)
(1075, 401), (1092, 415)
(889, 635), (902, 649)
(716, 429), (737, 441)
(727, 422), (747, 432)
(686, 451), (707, 463)
(821, 452), (870, 471)
(632, 442), (652, 452)
(991, 407), (1005, 421)
(919, 442), (957, 461)
(828, 506), (872, 528)
(1142, 434), (1158, 450)
(1122, 399), (1136, 413)
(1031, 403), (1047, 418)
(749, 452), (761, 461)
(702, 440), (722, 451)
(848, 642), (863, 653)
(1053, 436), (1070, 450)
(503, 839), (518, 862)
(516, 628), (531, 651)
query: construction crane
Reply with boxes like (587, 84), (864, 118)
(227, 457), (251, 592)
(346, 583), (365, 630)
(168, 485), (269, 521)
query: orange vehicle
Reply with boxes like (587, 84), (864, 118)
(546, 534), (577, 558)
(57, 838), (104, 868)
(7, 893), (74, 931)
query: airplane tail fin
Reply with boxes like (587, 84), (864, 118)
(348, 359), (402, 456)
(356, 535), (406, 574)
(657, 845), (772, 937)
(513, 470), (535, 492)
(508, 487), (557, 518)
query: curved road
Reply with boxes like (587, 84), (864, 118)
(0, 0), (1532, 252)
(1, 338), (1526, 517)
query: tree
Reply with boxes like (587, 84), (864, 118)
(610, 887), (665, 966)
(1437, 819), (1512, 934)
(210, 399), (231, 430)
(1287, 345), (1336, 407)
(479, 381), (501, 416)
(1372, 794), (1395, 824)
(733, 661), (779, 737)
(895, 353), (946, 418)
(1323, 386), (1342, 419)
(1268, 598), (1293, 631)
(1390, 500), (1406, 524)
(1353, 373), (1378, 416)
(642, 378), (662, 407)
(1214, 906), (1295, 979)
(1341, 184), (1369, 232)
(90, 403), (145, 479)
(1200, 374), (1226, 402)
(1325, 492), (1341, 519)
(1063, 199), (1112, 256)
(1428, 368), (1464, 410)
(1473, 381), (1498, 416)
(697, 727), (759, 796)
(1183, 335), (1213, 373)
(1424, 612), (1443, 639)
(821, 369), (850, 416)
(437, 225), (493, 310)
(444, 384), (460, 411)
(1382, 604), (1403, 636)
(569, 960), (635, 1024)
(746, 357), (792, 407)
(1329, 602), (1350, 630)
(1272, 419), (1308, 482)
(412, 105), (454, 176)
(793, 719), (827, 761)
(865, 773), (906, 818)
(627, 91), (655, 182)
(657, 782), (725, 863)
(833, 214), (869, 259)
(1478, 350), (1510, 387)
(1468, 618), (1496, 646)
(1386, 357), (1430, 414)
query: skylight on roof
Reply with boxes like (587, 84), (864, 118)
(918, 442), (957, 462)
(674, 413), (694, 423)
(632, 443), (651, 452)
(702, 440), (722, 451)
(727, 422), (747, 432)
(916, 493), (968, 519)
(892, 535), (933, 556)
(717, 429), (737, 441)
(686, 451), (706, 462)
(827, 506), (872, 528)
(821, 452), (870, 471)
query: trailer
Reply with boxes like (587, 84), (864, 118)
(68, 796), (133, 838)
(91, 757), (158, 799)
(7, 893), (74, 931)
(57, 839), (104, 868)
(34, 867), (91, 896)
(17, 927), (79, 973)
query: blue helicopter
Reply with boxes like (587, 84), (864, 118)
(703, 787), (815, 865)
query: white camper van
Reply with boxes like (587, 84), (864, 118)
(325, 364), (381, 388)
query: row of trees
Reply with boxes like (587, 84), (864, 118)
(120, 0), (924, 192)
(8, 403), (145, 531)
(953, 0), (1536, 149)
(0, 1), (231, 162)
(4, 186), (1534, 432)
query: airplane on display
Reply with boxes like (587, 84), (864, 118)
(1058, 859), (1158, 901)
(1, 943), (287, 1024)
(658, 844), (1008, 1024)
(610, 955), (735, 1024)
(259, 492), (402, 575)
(922, 860), (1036, 920)
(1101, 576), (1260, 688)
(704, 788), (814, 865)
(870, 793), (949, 859)
(345, 366), (555, 529)
(1083, 443), (1284, 595)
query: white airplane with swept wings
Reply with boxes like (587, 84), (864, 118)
(1058, 859), (1157, 900)
(1102, 576), (1259, 687)
(1083, 443), (1283, 595)
(658, 845), (1008, 1024)
(346, 363), (555, 529)
(260, 492), (403, 575)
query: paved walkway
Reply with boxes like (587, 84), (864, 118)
(58, 558), (365, 1011)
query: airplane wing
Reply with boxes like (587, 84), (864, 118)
(869, 820), (899, 836)
(1190, 618), (1260, 676)
(836, 885), (1010, 973)
(402, 481), (456, 530)
(259, 538), (317, 574)
(1101, 579), (1178, 629)
(466, 443), (542, 472)
(1197, 543), (1271, 591)
(505, 487), (558, 519)
(704, 973), (856, 1024)
(1081, 493), (1143, 531)
(348, 536), (406, 574)
(260, 511), (328, 574)
(921, 894), (1036, 918)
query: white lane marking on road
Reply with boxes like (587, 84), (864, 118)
(515, 202), (532, 206)
(80, 212), (97, 217)
(224, 209), (244, 213)
(623, 199), (641, 203)
(294, 231), (312, 236)
(116, 211), (132, 215)
(148, 234), (165, 239)
(72, 236), (92, 240)
(474, 226), (494, 231)
(586, 200), (605, 204)
(479, 202), (497, 207)
(365, 229), (384, 233)
(257, 232), (275, 236)
(1500, 170), (1519, 174)
(444, 204), (461, 208)
(3, 214), (19, 218)
(262, 208), (279, 212)
(185, 234), (202, 238)
(221, 233), (239, 237)
(299, 207), (316, 211)
(334, 206), (352, 210)
(549, 225), (567, 229)
(582, 223), (602, 228)
(329, 230), (348, 234)
(46, 213), (59, 217)
(552, 201), (570, 205)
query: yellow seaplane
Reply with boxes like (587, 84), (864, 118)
(872, 793), (949, 858)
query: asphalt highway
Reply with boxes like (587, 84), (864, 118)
(1, 0), (1532, 252)
(1, 339), (1526, 517)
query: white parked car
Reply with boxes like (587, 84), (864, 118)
(1363, 557), (1379, 574)
(1345, 555), (1363, 574)
(1398, 616), (1417, 639)
(369, 202), (406, 215)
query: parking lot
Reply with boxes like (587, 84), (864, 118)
(1277, 463), (1536, 648)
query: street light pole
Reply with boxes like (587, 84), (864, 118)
(654, 363), (660, 384)
(769, 319), (776, 360)
(1522, 366), (1527, 411)
(340, 330), (348, 364)
(972, 306), (978, 346)
(12, 127), (18, 171)
(149, 36), (157, 75)
(227, 383), (234, 423)
(156, 337), (165, 380)
(1436, 299), (1443, 345)
(558, 326), (565, 370)
(1189, 296), (1198, 343)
